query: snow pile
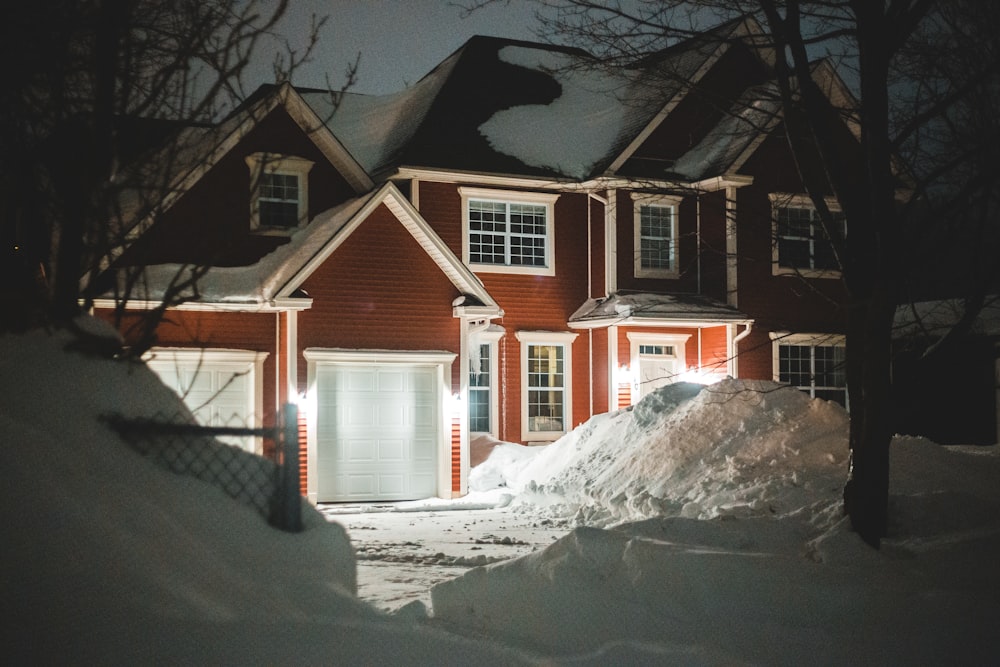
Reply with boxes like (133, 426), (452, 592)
(1, 326), (528, 664)
(503, 379), (849, 525)
(434, 382), (1000, 663)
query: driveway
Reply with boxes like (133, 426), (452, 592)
(320, 505), (569, 613)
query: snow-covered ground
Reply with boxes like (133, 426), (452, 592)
(4, 323), (999, 664)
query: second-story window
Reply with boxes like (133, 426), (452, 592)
(633, 194), (680, 279)
(246, 153), (314, 234)
(459, 187), (559, 276)
(771, 194), (846, 277)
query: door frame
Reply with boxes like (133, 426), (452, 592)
(625, 333), (691, 402)
(303, 348), (456, 504)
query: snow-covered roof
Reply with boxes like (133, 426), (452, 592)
(670, 82), (783, 179)
(569, 292), (751, 328)
(299, 49), (461, 175)
(893, 296), (1000, 339)
(113, 183), (499, 312)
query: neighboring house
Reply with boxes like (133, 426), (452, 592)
(92, 17), (859, 503)
(892, 298), (1000, 445)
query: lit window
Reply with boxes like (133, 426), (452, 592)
(633, 194), (680, 278)
(771, 194), (845, 277)
(460, 187), (559, 276)
(772, 333), (847, 407)
(516, 331), (578, 441)
(469, 343), (492, 433)
(246, 153), (314, 233)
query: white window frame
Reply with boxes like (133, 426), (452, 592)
(516, 331), (578, 442)
(459, 186), (559, 276)
(246, 152), (314, 234)
(770, 193), (845, 278)
(770, 332), (848, 407)
(633, 193), (681, 279)
(469, 328), (504, 436)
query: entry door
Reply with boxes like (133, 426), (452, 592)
(636, 343), (683, 398)
(315, 364), (439, 502)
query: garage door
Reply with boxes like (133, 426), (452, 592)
(145, 348), (264, 452)
(315, 364), (439, 502)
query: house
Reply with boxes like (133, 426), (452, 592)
(92, 17), (858, 503)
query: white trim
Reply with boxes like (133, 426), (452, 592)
(468, 327), (504, 438)
(632, 193), (682, 279)
(245, 153), (314, 234)
(606, 190), (618, 294)
(770, 193), (844, 279)
(515, 331), (579, 442)
(768, 331), (846, 347)
(303, 348), (457, 502)
(725, 185), (739, 308)
(90, 297), (313, 313)
(458, 186), (560, 277)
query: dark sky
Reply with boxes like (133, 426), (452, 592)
(259, 0), (546, 95)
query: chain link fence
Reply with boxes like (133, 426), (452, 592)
(103, 404), (302, 532)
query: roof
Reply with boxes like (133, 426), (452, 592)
(313, 29), (781, 182)
(104, 182), (500, 313)
(893, 296), (1000, 339)
(569, 292), (752, 328)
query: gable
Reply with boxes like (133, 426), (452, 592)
(617, 43), (772, 179)
(117, 107), (360, 268)
(298, 204), (465, 350)
(278, 183), (499, 313)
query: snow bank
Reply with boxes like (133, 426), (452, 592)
(434, 381), (1000, 663)
(1, 326), (528, 664)
(508, 379), (849, 524)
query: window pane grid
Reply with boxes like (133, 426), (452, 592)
(259, 172), (300, 228)
(776, 205), (844, 271)
(526, 344), (565, 432)
(469, 199), (547, 268)
(779, 343), (847, 407)
(639, 205), (675, 270)
(469, 343), (491, 432)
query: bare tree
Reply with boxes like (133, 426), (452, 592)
(0, 0), (327, 349)
(463, 0), (999, 546)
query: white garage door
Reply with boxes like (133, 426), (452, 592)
(145, 348), (264, 452)
(315, 364), (439, 502)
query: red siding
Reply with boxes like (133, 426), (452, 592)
(419, 181), (594, 443)
(101, 308), (280, 426)
(296, 203), (463, 384)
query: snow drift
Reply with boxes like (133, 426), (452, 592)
(444, 378), (1000, 663)
(475, 379), (850, 525)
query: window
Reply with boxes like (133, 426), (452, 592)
(516, 331), (578, 441)
(469, 343), (492, 433)
(634, 194), (680, 278)
(771, 194), (845, 277)
(246, 153), (314, 233)
(459, 187), (559, 276)
(771, 333), (847, 407)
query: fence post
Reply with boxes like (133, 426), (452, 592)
(279, 403), (302, 532)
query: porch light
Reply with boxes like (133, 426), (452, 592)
(616, 364), (635, 387)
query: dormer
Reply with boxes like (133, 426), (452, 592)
(246, 152), (315, 235)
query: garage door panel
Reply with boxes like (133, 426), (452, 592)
(377, 370), (406, 392)
(377, 438), (405, 461)
(315, 363), (440, 502)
